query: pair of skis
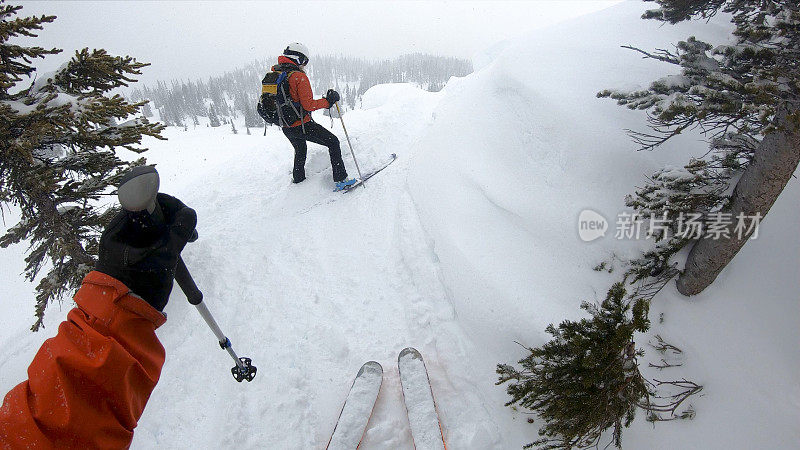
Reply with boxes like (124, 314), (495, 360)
(326, 348), (446, 449)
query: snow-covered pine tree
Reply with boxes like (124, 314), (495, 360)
(497, 283), (650, 450)
(0, 1), (164, 330)
(497, 270), (701, 449)
(494, 1), (799, 446)
(235, 89), (261, 129)
(208, 103), (220, 127)
(244, 106), (260, 129)
(598, 0), (800, 294)
(158, 107), (171, 126)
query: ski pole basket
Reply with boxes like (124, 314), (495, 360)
(232, 357), (257, 382)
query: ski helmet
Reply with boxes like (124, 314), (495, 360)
(283, 42), (309, 66)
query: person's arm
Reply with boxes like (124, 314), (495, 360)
(0, 192), (196, 449)
(0, 272), (166, 448)
(290, 71), (332, 111)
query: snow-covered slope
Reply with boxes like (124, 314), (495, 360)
(1, 2), (797, 449)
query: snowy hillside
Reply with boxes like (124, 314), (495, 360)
(1, 2), (798, 449)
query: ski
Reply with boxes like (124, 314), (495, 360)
(326, 361), (383, 450)
(398, 348), (446, 450)
(337, 153), (398, 192)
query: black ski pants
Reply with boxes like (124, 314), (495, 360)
(282, 121), (348, 183)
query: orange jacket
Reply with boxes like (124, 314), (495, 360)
(0, 271), (166, 449)
(276, 55), (331, 127)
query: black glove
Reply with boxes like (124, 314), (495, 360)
(325, 89), (340, 107)
(95, 193), (197, 311)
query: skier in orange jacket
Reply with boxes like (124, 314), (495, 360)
(0, 193), (197, 449)
(275, 42), (356, 190)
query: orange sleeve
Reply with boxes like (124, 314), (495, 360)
(289, 71), (331, 112)
(0, 271), (167, 449)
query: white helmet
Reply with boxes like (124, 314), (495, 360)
(283, 42), (309, 66)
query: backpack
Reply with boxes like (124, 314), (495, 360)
(257, 70), (306, 127)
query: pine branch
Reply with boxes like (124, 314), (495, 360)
(620, 45), (680, 64)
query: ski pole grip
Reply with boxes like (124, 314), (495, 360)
(175, 258), (203, 305)
(118, 166), (203, 305)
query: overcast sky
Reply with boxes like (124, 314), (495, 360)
(18, 1), (622, 87)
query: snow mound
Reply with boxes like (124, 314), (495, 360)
(359, 83), (433, 110)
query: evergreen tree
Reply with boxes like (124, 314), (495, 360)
(240, 89), (261, 129)
(158, 106), (171, 126)
(208, 103), (220, 127)
(0, 1), (164, 330)
(598, 0), (800, 294)
(497, 284), (650, 449)
(498, 272), (701, 449)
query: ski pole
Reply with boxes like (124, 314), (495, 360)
(117, 166), (257, 383)
(172, 259), (256, 382)
(334, 102), (365, 186)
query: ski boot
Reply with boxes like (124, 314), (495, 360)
(334, 178), (357, 191)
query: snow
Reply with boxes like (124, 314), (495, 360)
(1, 100), (37, 115)
(46, 92), (81, 112)
(1, 2), (798, 449)
(29, 62), (69, 94)
(654, 166), (699, 183)
(655, 74), (692, 90)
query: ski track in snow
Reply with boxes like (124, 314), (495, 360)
(115, 82), (502, 449)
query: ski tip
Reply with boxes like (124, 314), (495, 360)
(399, 347), (422, 362)
(358, 361), (383, 376)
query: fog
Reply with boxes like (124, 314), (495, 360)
(18, 1), (621, 86)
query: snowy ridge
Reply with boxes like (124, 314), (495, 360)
(0, 2), (797, 449)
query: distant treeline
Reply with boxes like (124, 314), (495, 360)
(129, 53), (473, 129)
